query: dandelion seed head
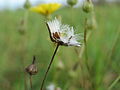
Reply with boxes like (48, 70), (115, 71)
(47, 18), (82, 47)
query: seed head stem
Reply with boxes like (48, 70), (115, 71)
(40, 44), (60, 90)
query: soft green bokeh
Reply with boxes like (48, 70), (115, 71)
(0, 4), (120, 90)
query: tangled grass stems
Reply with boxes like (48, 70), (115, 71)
(74, 30), (92, 89)
(40, 44), (60, 90)
(73, 19), (93, 89)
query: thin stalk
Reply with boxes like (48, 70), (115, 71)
(84, 18), (90, 73)
(40, 44), (60, 90)
(20, 10), (29, 90)
(108, 75), (120, 90)
(73, 31), (92, 89)
(30, 75), (32, 90)
(71, 7), (73, 24)
(84, 18), (95, 90)
(78, 31), (92, 58)
(23, 10), (29, 90)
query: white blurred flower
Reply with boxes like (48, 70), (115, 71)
(46, 18), (82, 47)
(46, 83), (62, 90)
(46, 83), (55, 90)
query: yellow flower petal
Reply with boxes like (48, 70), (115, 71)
(30, 3), (62, 16)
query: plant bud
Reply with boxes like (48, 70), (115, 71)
(18, 19), (26, 35)
(67, 0), (78, 7)
(56, 60), (64, 71)
(56, 15), (62, 22)
(86, 16), (97, 30)
(82, 0), (93, 13)
(25, 56), (38, 75)
(24, 0), (31, 9)
(68, 70), (77, 78)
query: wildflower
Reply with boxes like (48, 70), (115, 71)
(30, 3), (61, 16)
(41, 18), (81, 90)
(46, 83), (61, 90)
(46, 18), (81, 47)
(46, 83), (55, 90)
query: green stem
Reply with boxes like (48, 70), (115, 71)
(84, 18), (95, 90)
(40, 44), (60, 90)
(71, 7), (73, 24)
(78, 31), (91, 59)
(30, 75), (32, 90)
(84, 18), (90, 74)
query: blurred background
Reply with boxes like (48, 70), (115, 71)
(0, 0), (120, 90)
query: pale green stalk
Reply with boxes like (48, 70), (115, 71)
(19, 0), (30, 89)
(108, 75), (120, 90)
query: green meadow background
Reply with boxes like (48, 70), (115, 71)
(0, 4), (120, 90)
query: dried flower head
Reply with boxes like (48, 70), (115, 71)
(30, 3), (61, 16)
(25, 56), (38, 75)
(46, 18), (82, 47)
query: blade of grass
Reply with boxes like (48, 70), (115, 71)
(108, 75), (120, 90)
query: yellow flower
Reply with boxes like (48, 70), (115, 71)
(30, 3), (62, 16)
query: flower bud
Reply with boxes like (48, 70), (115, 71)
(25, 56), (38, 75)
(56, 15), (62, 22)
(82, 0), (93, 13)
(67, 0), (78, 7)
(24, 0), (31, 9)
(68, 70), (77, 78)
(56, 60), (64, 71)
(86, 15), (97, 30)
(18, 19), (26, 35)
